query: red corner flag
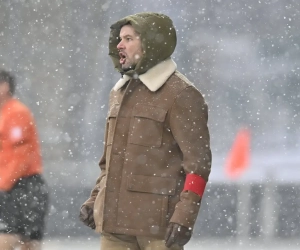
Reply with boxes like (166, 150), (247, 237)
(225, 128), (251, 179)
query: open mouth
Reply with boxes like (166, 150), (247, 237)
(119, 52), (126, 65)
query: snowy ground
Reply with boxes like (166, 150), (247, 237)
(42, 237), (300, 250)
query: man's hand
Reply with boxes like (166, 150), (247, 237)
(79, 205), (96, 229)
(164, 222), (192, 248)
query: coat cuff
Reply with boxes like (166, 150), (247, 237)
(169, 190), (201, 229)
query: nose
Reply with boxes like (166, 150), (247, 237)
(117, 40), (124, 50)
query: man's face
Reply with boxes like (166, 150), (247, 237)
(117, 25), (143, 71)
(0, 82), (9, 101)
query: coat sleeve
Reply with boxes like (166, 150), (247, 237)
(169, 86), (212, 229)
(0, 109), (35, 191)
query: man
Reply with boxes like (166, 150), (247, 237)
(80, 12), (212, 250)
(0, 69), (49, 250)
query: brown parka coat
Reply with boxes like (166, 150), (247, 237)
(81, 12), (212, 239)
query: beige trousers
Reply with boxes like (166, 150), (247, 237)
(100, 232), (183, 250)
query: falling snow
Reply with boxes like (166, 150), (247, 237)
(1, 0), (300, 249)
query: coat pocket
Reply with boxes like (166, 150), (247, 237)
(127, 175), (176, 195)
(128, 104), (167, 147)
(125, 175), (177, 228)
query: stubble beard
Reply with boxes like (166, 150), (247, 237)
(122, 61), (136, 72)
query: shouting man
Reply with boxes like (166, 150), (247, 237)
(80, 12), (212, 250)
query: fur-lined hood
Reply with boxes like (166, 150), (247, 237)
(109, 12), (177, 77)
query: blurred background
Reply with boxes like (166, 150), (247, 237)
(1, 0), (299, 249)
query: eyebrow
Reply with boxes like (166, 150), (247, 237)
(120, 34), (134, 39)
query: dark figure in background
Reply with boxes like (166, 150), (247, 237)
(80, 12), (212, 250)
(0, 69), (49, 250)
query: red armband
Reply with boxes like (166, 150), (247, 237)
(183, 173), (207, 197)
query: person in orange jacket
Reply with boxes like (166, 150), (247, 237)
(0, 69), (49, 250)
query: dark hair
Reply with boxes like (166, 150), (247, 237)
(0, 69), (16, 95)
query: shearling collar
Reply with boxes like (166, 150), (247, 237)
(113, 59), (177, 92)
